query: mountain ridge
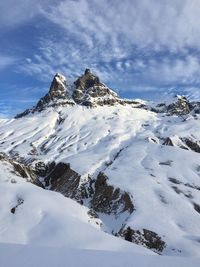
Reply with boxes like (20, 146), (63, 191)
(0, 71), (200, 257)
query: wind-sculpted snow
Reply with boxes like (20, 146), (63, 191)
(0, 103), (200, 256)
(1, 71), (200, 258)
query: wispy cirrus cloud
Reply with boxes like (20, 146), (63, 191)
(0, 55), (18, 70)
(0, 0), (57, 29)
(18, 0), (200, 91)
(44, 0), (200, 51)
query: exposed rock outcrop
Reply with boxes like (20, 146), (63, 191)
(152, 96), (197, 116)
(73, 69), (124, 107)
(182, 138), (200, 153)
(167, 96), (192, 116)
(44, 162), (81, 199)
(35, 73), (74, 111)
(0, 152), (44, 188)
(90, 172), (134, 216)
(15, 69), (145, 118)
(15, 73), (74, 118)
(162, 137), (174, 146)
(120, 226), (166, 253)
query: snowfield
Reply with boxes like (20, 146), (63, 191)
(0, 71), (200, 265)
(1, 243), (200, 267)
(0, 104), (200, 257)
(0, 160), (152, 254)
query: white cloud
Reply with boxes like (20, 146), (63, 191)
(0, 55), (17, 70)
(0, 0), (57, 29)
(43, 0), (200, 51)
(17, 0), (200, 94)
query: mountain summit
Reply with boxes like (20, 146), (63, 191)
(35, 73), (72, 110)
(73, 68), (122, 106)
(16, 69), (128, 118)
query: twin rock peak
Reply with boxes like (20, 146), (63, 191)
(16, 68), (197, 119)
(16, 69), (138, 118)
(35, 68), (123, 111)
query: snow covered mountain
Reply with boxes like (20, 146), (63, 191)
(0, 69), (200, 265)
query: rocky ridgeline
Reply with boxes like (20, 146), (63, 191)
(73, 68), (123, 106)
(152, 95), (200, 116)
(16, 73), (75, 118)
(16, 69), (140, 118)
(35, 73), (75, 111)
(15, 68), (200, 119)
(162, 136), (200, 153)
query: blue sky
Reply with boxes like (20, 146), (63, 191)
(1, 0), (200, 117)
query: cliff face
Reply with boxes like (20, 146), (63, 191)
(73, 68), (122, 106)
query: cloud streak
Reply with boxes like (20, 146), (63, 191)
(0, 55), (18, 70)
(6, 0), (200, 97)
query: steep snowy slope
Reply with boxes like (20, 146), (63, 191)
(0, 157), (152, 254)
(0, 70), (200, 258)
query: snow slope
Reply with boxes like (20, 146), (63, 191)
(0, 71), (200, 260)
(0, 243), (200, 267)
(0, 104), (200, 256)
(0, 159), (152, 255)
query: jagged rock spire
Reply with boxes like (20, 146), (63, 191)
(15, 69), (139, 119)
(15, 73), (74, 118)
(72, 69), (121, 106)
(48, 73), (68, 100)
(35, 73), (74, 111)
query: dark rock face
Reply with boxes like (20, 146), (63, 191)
(193, 203), (200, 214)
(162, 136), (200, 153)
(91, 172), (134, 216)
(73, 69), (122, 106)
(192, 102), (200, 114)
(1, 152), (166, 253)
(44, 162), (81, 199)
(121, 226), (166, 253)
(152, 96), (199, 116)
(182, 138), (200, 153)
(42, 166), (134, 217)
(163, 137), (174, 146)
(0, 152), (44, 188)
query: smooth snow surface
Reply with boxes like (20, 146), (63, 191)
(0, 243), (200, 267)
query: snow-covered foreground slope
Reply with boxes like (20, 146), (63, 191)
(0, 159), (151, 254)
(0, 243), (200, 267)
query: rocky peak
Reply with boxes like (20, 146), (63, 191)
(15, 73), (74, 118)
(48, 73), (68, 100)
(72, 69), (122, 106)
(167, 95), (192, 116)
(152, 95), (193, 116)
(35, 73), (74, 111)
(15, 69), (142, 119)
